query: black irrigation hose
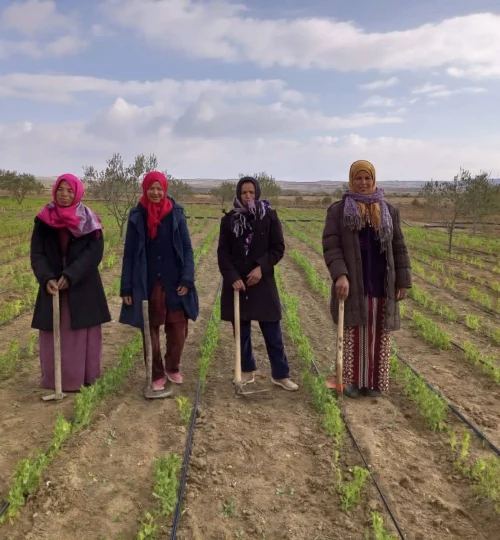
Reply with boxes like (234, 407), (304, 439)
(170, 278), (222, 539)
(411, 252), (499, 296)
(395, 353), (500, 457)
(412, 273), (500, 319)
(307, 358), (406, 540)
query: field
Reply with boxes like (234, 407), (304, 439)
(0, 195), (499, 540)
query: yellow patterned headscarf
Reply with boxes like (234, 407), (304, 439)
(348, 160), (381, 229)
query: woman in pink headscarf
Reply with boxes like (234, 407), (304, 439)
(30, 173), (111, 392)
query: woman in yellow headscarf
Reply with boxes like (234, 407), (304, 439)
(322, 160), (412, 398)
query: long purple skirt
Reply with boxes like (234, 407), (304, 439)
(39, 292), (102, 392)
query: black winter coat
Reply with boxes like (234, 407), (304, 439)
(217, 209), (284, 322)
(30, 218), (111, 331)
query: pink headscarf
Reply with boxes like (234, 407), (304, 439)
(37, 173), (102, 237)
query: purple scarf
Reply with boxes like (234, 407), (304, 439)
(342, 187), (393, 252)
(231, 198), (270, 254)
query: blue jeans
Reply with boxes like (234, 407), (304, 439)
(233, 320), (290, 380)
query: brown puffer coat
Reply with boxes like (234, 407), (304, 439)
(322, 200), (412, 331)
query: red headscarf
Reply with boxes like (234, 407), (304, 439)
(140, 171), (173, 239)
(37, 173), (102, 237)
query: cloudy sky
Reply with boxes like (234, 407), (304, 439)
(1, 0), (500, 181)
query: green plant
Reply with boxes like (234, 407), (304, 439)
(152, 454), (182, 516)
(175, 395), (193, 425)
(222, 498), (236, 518)
(366, 511), (397, 540)
(337, 466), (370, 511)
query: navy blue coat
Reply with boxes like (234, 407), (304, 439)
(119, 200), (199, 329)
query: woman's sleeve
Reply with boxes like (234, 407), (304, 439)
(217, 218), (241, 284)
(120, 217), (137, 297)
(178, 212), (195, 288)
(30, 219), (56, 286)
(63, 230), (104, 287)
(322, 205), (348, 282)
(255, 210), (285, 272)
(392, 207), (412, 288)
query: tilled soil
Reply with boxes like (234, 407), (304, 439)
(0, 263), (135, 499)
(176, 318), (369, 540)
(1, 241), (220, 540)
(280, 249), (500, 539)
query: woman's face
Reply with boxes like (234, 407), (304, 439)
(55, 180), (75, 207)
(352, 170), (374, 194)
(240, 182), (256, 206)
(147, 181), (164, 203)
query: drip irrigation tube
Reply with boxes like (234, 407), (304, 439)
(395, 353), (500, 457)
(309, 358), (407, 540)
(412, 273), (500, 319)
(170, 279), (222, 539)
(411, 252), (499, 296)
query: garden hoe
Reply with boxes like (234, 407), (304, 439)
(42, 290), (67, 402)
(233, 290), (270, 398)
(142, 300), (173, 400)
(326, 298), (346, 399)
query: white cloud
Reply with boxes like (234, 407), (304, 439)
(0, 1), (86, 58)
(2, 113), (499, 181)
(100, 1), (500, 79)
(359, 77), (399, 90)
(361, 95), (398, 108)
(412, 82), (486, 99)
(1, 0), (74, 36)
(0, 72), (305, 105)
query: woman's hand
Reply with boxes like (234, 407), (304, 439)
(122, 296), (133, 306)
(232, 280), (246, 291)
(46, 279), (58, 296)
(57, 275), (69, 290)
(335, 275), (349, 301)
(246, 266), (262, 287)
(177, 286), (189, 296)
(396, 288), (408, 301)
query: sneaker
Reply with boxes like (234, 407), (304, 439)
(271, 378), (299, 391)
(366, 388), (382, 398)
(152, 377), (166, 391)
(166, 371), (183, 384)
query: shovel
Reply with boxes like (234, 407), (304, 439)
(42, 290), (67, 402)
(326, 298), (346, 397)
(142, 300), (173, 399)
(233, 290), (270, 397)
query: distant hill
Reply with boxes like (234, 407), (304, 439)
(36, 176), (500, 194)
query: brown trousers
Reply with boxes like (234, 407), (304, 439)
(142, 281), (188, 381)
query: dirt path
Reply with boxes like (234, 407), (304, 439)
(2, 242), (221, 540)
(279, 253), (499, 540)
(0, 262), (135, 498)
(175, 312), (369, 540)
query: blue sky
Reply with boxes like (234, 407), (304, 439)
(1, 0), (500, 181)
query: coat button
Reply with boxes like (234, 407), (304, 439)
(157, 273), (161, 277)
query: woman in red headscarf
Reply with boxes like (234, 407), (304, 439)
(30, 173), (111, 392)
(119, 171), (199, 391)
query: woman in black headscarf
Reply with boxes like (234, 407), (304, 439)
(217, 176), (298, 391)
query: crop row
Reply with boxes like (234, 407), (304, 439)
(411, 260), (500, 315)
(408, 283), (500, 345)
(286, 246), (500, 519)
(0, 226), (220, 529)
(410, 247), (500, 295)
(275, 267), (396, 539)
(399, 304), (500, 384)
(402, 225), (500, 256)
(390, 345), (500, 513)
